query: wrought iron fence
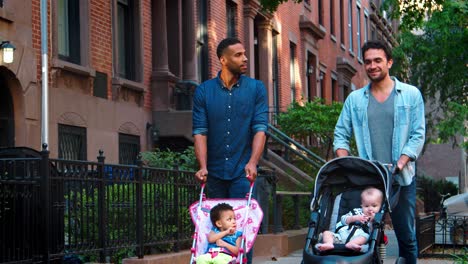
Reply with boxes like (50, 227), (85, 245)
(417, 213), (468, 258)
(0, 146), (303, 264)
(0, 146), (199, 263)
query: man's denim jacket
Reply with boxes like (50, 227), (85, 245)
(333, 77), (425, 185)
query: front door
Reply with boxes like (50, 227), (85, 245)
(0, 77), (14, 147)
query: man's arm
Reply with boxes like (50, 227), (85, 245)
(245, 131), (266, 182)
(194, 134), (208, 182)
(333, 97), (353, 157)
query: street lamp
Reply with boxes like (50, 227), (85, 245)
(0, 41), (16, 64)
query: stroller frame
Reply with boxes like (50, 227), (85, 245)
(303, 156), (394, 264)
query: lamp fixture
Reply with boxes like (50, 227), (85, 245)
(0, 41), (16, 64)
(307, 65), (314, 75)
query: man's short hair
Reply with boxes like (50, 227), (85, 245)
(361, 40), (393, 60)
(210, 203), (234, 226)
(216, 38), (242, 59)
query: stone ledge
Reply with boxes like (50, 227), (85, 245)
(123, 228), (308, 264)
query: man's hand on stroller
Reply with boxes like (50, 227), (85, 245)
(195, 168), (208, 183)
(245, 162), (258, 182)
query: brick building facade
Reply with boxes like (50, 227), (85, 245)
(0, 0), (397, 164)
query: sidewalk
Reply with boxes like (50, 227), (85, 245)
(253, 229), (454, 264)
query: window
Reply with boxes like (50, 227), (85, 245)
(226, 1), (237, 37)
(364, 11), (369, 43)
(197, 0), (209, 82)
(348, 0), (353, 53)
(330, 0), (335, 36)
(331, 76), (338, 102)
(93, 71), (108, 99)
(116, 0), (138, 81)
(58, 124), (87, 160)
(57, 0), (80, 64)
(272, 33), (280, 123)
(357, 5), (362, 59)
(119, 133), (140, 165)
(318, 0), (324, 26)
(290, 42), (297, 102)
(340, 0), (345, 45)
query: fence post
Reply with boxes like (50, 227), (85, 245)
(136, 155), (144, 258)
(173, 162), (180, 252)
(40, 143), (50, 263)
(97, 150), (107, 263)
(293, 195), (301, 229)
(273, 194), (284, 234)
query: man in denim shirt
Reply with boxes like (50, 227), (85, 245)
(193, 38), (268, 263)
(333, 41), (425, 264)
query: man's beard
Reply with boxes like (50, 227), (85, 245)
(228, 64), (246, 75)
(367, 71), (386, 82)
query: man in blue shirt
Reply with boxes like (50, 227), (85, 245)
(192, 37), (268, 199)
(192, 38), (268, 264)
(333, 40), (425, 264)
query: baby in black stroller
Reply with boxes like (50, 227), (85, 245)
(316, 187), (383, 252)
(303, 156), (393, 264)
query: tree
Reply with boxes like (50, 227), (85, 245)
(383, 0), (445, 31)
(275, 98), (349, 160)
(391, 0), (467, 151)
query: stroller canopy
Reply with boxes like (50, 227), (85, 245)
(312, 156), (391, 211)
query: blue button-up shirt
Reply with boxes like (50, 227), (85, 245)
(333, 77), (425, 185)
(192, 72), (268, 180)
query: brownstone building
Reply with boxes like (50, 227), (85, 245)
(0, 0), (396, 164)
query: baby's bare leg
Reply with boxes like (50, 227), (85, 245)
(345, 236), (367, 251)
(316, 231), (335, 251)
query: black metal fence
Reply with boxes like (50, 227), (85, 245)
(0, 146), (198, 263)
(0, 146), (311, 264)
(417, 213), (468, 258)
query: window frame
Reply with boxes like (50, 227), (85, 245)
(58, 124), (87, 161)
(113, 0), (143, 82)
(52, 0), (91, 68)
(118, 133), (141, 165)
(289, 42), (297, 102)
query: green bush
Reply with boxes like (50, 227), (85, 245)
(141, 147), (197, 171)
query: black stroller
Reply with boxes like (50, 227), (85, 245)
(303, 156), (395, 264)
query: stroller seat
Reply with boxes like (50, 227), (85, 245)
(315, 189), (375, 256)
(188, 184), (263, 264)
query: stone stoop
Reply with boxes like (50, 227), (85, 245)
(122, 228), (308, 264)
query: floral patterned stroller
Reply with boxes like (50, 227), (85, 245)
(189, 183), (263, 264)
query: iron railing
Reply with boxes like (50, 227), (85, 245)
(0, 145), (312, 263)
(417, 214), (468, 258)
(265, 124), (326, 171)
(0, 146), (198, 263)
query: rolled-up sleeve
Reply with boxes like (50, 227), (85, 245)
(252, 81), (268, 133)
(333, 98), (353, 153)
(192, 84), (208, 135)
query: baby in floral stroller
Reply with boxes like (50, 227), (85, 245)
(189, 183), (263, 264)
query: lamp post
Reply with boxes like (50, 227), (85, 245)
(0, 41), (16, 64)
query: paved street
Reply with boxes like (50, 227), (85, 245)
(253, 229), (454, 264)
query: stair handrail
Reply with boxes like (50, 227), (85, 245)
(265, 124), (326, 170)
